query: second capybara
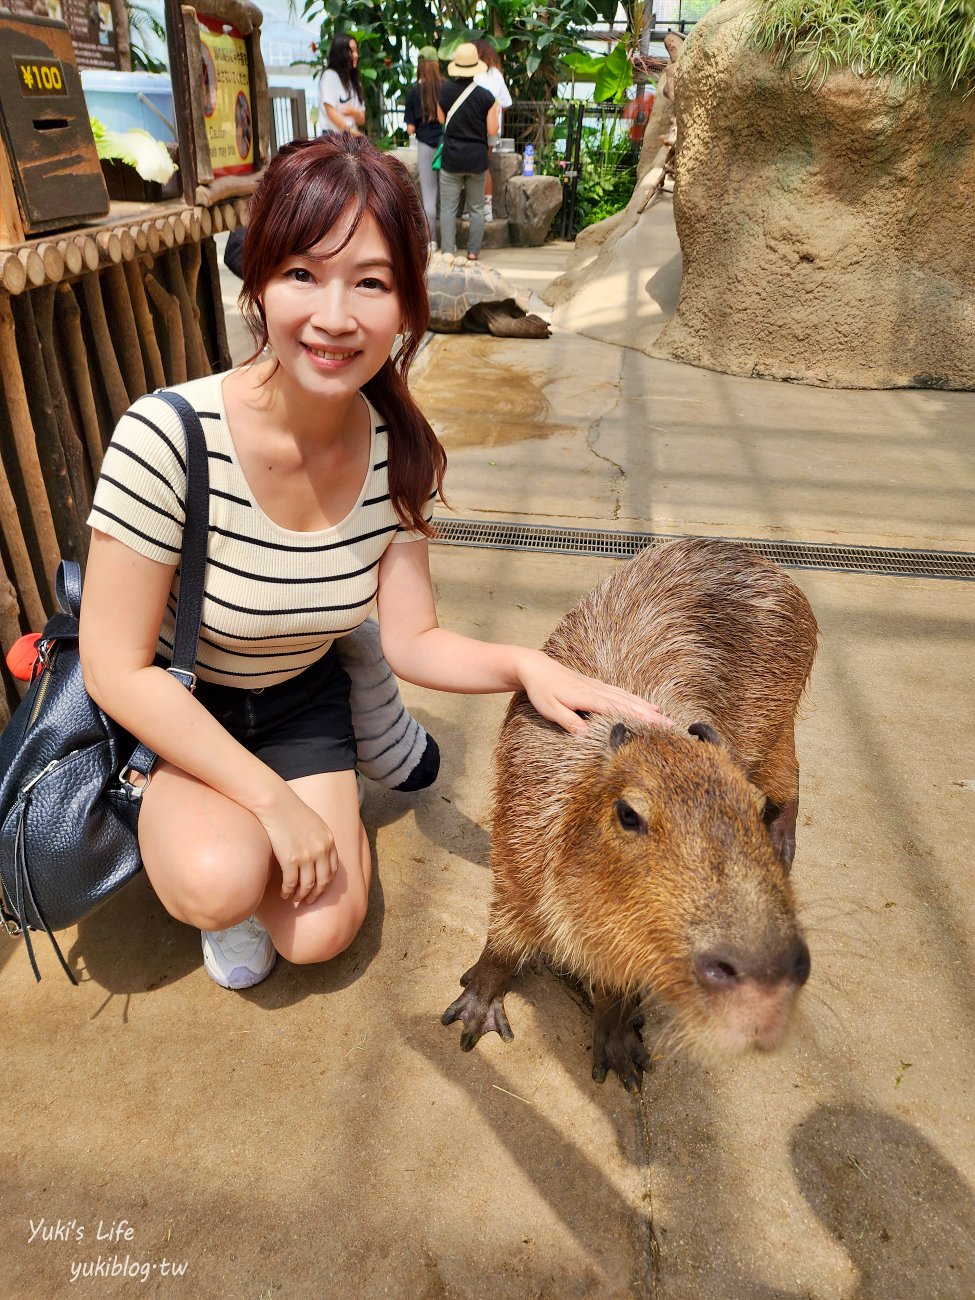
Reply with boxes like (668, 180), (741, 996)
(442, 537), (818, 1090)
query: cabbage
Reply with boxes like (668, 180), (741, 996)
(90, 117), (178, 184)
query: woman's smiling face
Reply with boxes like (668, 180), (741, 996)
(260, 206), (401, 401)
(349, 38), (358, 66)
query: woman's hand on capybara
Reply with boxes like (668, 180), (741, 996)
(255, 788), (339, 905)
(517, 649), (672, 736)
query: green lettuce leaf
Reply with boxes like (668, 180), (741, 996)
(90, 117), (177, 184)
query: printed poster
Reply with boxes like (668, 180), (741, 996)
(198, 15), (253, 176)
(7, 0), (122, 70)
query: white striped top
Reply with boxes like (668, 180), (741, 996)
(87, 372), (434, 688)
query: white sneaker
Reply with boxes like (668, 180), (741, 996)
(202, 916), (276, 990)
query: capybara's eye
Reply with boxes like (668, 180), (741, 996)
(615, 800), (648, 835)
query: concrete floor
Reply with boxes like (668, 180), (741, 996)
(1, 224), (973, 1298)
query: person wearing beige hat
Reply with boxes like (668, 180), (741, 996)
(437, 41), (499, 261)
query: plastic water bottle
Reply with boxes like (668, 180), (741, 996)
(523, 144), (534, 177)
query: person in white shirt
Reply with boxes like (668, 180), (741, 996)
(319, 33), (366, 134)
(474, 39), (512, 223)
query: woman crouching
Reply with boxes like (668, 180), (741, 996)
(79, 135), (669, 990)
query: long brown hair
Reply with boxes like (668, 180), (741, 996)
(239, 134), (446, 538)
(327, 32), (363, 102)
(474, 38), (502, 73)
(418, 58), (442, 123)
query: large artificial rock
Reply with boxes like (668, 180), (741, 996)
(540, 163), (681, 347)
(637, 61), (676, 180)
(488, 151), (522, 220)
(653, 0), (975, 389)
(390, 146), (418, 183)
(455, 217), (510, 249)
(506, 175), (563, 246)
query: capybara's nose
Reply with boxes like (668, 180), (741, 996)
(694, 937), (811, 990)
(694, 947), (743, 989)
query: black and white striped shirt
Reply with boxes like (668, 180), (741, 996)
(88, 373), (434, 687)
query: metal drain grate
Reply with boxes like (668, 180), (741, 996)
(431, 518), (975, 582)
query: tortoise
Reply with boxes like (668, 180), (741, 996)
(426, 252), (551, 339)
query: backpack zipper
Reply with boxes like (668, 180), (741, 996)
(25, 639), (58, 731)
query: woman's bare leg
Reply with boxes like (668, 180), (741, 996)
(256, 769), (371, 964)
(138, 763), (370, 964)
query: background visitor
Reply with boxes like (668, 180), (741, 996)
(404, 47), (443, 247)
(319, 33), (366, 134)
(474, 39), (512, 224)
(437, 42), (498, 262)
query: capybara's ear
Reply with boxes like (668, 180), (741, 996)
(609, 722), (631, 750)
(688, 721), (722, 746)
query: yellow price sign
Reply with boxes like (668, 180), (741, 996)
(15, 57), (67, 97)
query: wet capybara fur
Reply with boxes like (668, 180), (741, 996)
(442, 538), (818, 1090)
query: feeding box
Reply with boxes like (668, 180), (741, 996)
(0, 11), (109, 241)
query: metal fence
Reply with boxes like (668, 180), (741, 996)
(268, 88), (308, 154)
(503, 100), (644, 238)
(652, 0), (720, 32)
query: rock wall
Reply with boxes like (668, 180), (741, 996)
(652, 0), (975, 389)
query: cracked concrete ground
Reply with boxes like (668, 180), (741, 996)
(1, 224), (972, 1298)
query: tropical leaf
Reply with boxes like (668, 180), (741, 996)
(593, 41), (633, 101)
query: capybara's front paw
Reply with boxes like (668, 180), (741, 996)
(592, 997), (650, 1093)
(442, 967), (514, 1051)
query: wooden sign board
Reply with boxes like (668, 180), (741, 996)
(1, 0), (129, 71)
(165, 0), (268, 206)
(198, 14), (254, 178)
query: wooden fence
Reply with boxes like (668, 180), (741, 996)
(0, 196), (248, 723)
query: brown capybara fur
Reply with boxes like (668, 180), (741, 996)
(443, 537), (818, 1089)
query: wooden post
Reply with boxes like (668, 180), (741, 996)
(165, 0), (200, 205)
(56, 283), (106, 478)
(103, 263), (147, 399)
(123, 259), (167, 390)
(145, 272), (187, 384)
(11, 291), (87, 561)
(79, 273), (130, 425)
(0, 550), (27, 716)
(162, 247), (207, 379)
(0, 426), (47, 629)
(0, 296), (61, 593)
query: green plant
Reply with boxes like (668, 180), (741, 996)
(537, 114), (637, 231)
(563, 40), (634, 102)
(751, 0), (975, 94)
(124, 0), (167, 74)
(295, 0), (622, 114)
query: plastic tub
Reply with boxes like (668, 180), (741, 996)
(80, 70), (176, 144)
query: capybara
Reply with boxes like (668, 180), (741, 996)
(442, 537), (818, 1090)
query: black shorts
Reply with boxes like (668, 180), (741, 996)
(192, 645), (357, 782)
